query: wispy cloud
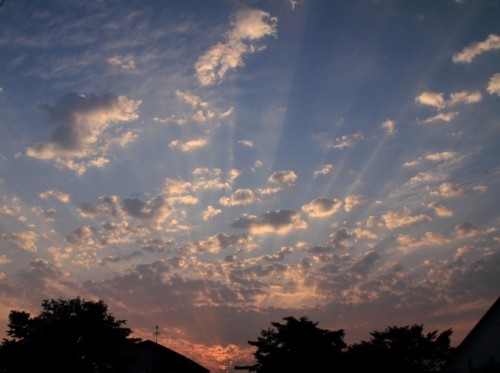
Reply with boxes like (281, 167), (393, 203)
(169, 138), (209, 152)
(452, 34), (500, 63)
(313, 164), (333, 177)
(195, 8), (277, 86)
(107, 55), (136, 70)
(329, 132), (364, 149)
(420, 112), (458, 124)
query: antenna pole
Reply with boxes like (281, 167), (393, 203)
(154, 325), (160, 344)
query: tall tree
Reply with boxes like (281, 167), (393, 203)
(347, 324), (454, 372)
(0, 297), (139, 373)
(235, 316), (346, 372)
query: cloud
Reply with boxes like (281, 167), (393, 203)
(26, 92), (141, 174)
(231, 210), (307, 234)
(39, 189), (71, 203)
(421, 112), (458, 124)
(330, 132), (364, 149)
(452, 34), (500, 63)
(0, 255), (12, 265)
(351, 251), (381, 275)
(448, 91), (482, 106)
(487, 73), (500, 96)
(107, 55), (136, 70)
(302, 197), (342, 218)
(426, 151), (458, 162)
(2, 231), (38, 252)
(381, 207), (431, 230)
(432, 182), (467, 198)
(169, 138), (208, 152)
(344, 195), (367, 213)
(191, 233), (252, 254)
(396, 223), (480, 249)
(396, 231), (452, 249)
(415, 92), (446, 109)
(415, 91), (483, 110)
(268, 170), (297, 188)
(78, 194), (170, 225)
(313, 164), (333, 177)
(416, 90), (481, 124)
(427, 202), (454, 217)
(219, 189), (257, 206)
(238, 140), (254, 148)
(203, 205), (222, 221)
(195, 8), (277, 86)
(409, 171), (442, 185)
(381, 119), (396, 135)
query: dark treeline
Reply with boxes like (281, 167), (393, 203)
(0, 298), (494, 372)
(235, 316), (455, 373)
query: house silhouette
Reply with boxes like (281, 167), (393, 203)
(445, 296), (500, 372)
(127, 340), (210, 373)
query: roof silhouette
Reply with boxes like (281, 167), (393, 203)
(127, 340), (210, 373)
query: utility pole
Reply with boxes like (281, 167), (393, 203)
(154, 325), (160, 344)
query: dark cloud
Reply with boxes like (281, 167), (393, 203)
(231, 210), (307, 234)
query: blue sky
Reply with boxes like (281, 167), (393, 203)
(1, 0), (499, 371)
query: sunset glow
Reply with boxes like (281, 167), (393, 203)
(0, 1), (499, 372)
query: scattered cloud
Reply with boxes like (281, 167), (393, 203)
(2, 231), (38, 252)
(107, 55), (136, 70)
(39, 189), (71, 203)
(421, 112), (458, 124)
(313, 164), (333, 177)
(381, 119), (396, 135)
(169, 138), (209, 152)
(195, 8), (278, 86)
(427, 202), (454, 217)
(396, 223), (480, 249)
(268, 170), (297, 188)
(231, 210), (307, 234)
(203, 205), (222, 221)
(448, 91), (482, 106)
(487, 73), (500, 96)
(415, 92), (446, 109)
(432, 182), (467, 198)
(26, 92), (141, 174)
(381, 207), (431, 230)
(330, 132), (364, 149)
(452, 34), (500, 63)
(426, 151), (458, 162)
(416, 90), (481, 124)
(0, 255), (12, 265)
(238, 140), (254, 148)
(344, 195), (368, 213)
(302, 197), (342, 218)
(219, 189), (257, 206)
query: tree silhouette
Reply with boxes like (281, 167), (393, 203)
(346, 324), (454, 373)
(0, 297), (139, 373)
(235, 316), (346, 372)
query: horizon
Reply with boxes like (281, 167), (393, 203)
(0, 1), (499, 372)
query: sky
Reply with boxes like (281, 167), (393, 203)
(0, 0), (499, 371)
